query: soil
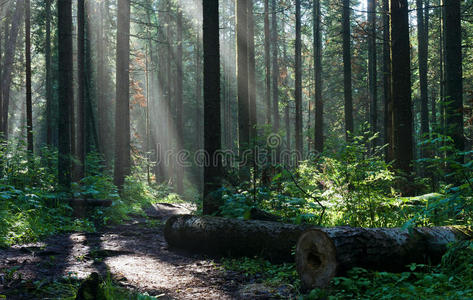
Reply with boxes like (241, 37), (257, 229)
(0, 203), (275, 299)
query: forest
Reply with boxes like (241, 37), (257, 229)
(0, 0), (472, 298)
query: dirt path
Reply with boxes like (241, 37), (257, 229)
(0, 203), (248, 299)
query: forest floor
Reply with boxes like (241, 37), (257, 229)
(0, 203), (284, 299)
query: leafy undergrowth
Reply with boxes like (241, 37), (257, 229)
(2, 272), (159, 299)
(221, 257), (300, 289)
(221, 241), (473, 299)
(0, 145), (182, 247)
(220, 133), (473, 229)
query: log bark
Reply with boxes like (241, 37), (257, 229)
(296, 227), (473, 289)
(164, 215), (313, 262)
(165, 215), (473, 289)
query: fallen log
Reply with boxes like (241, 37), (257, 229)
(164, 214), (313, 262)
(164, 215), (473, 289)
(296, 226), (473, 289)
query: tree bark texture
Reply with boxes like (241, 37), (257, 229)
(237, 0), (249, 159)
(164, 215), (313, 262)
(295, 0), (303, 160)
(45, 0), (53, 146)
(248, 0), (257, 144)
(1, 0), (24, 137)
(313, 0), (323, 154)
(296, 227), (473, 289)
(264, 0), (271, 125)
(342, 0), (353, 141)
(77, 0), (86, 178)
(391, 0), (413, 174)
(25, 0), (33, 153)
(271, 0), (279, 133)
(57, 0), (73, 189)
(176, 2), (184, 194)
(114, 0), (131, 189)
(368, 0), (377, 146)
(165, 215), (473, 278)
(444, 0), (464, 153)
(202, 0), (222, 215)
(382, 0), (392, 161)
(416, 0), (429, 147)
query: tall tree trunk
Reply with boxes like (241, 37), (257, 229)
(77, 0), (86, 178)
(176, 1), (184, 194)
(417, 0), (429, 156)
(2, 0), (24, 137)
(195, 34), (203, 195)
(25, 0), (33, 153)
(45, 0), (53, 146)
(97, 0), (107, 161)
(166, 0), (173, 183)
(368, 0), (377, 145)
(202, 0), (222, 215)
(283, 35), (290, 151)
(295, 0), (302, 160)
(113, 0), (131, 189)
(342, 0), (353, 141)
(313, 0), (323, 154)
(264, 0), (271, 125)
(271, 0), (279, 134)
(237, 0), (249, 180)
(390, 0), (413, 175)
(85, 28), (98, 152)
(382, 0), (392, 161)
(248, 0), (256, 144)
(444, 0), (464, 153)
(0, 14), (3, 142)
(57, 0), (73, 189)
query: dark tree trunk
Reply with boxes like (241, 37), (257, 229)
(391, 0), (413, 175)
(77, 0), (86, 178)
(195, 36), (203, 196)
(264, 0), (271, 125)
(313, 0), (323, 154)
(368, 0), (377, 146)
(444, 0), (464, 153)
(176, 2), (184, 194)
(248, 0), (257, 144)
(283, 35), (290, 151)
(271, 0), (279, 133)
(438, 0), (444, 136)
(1, 0), (24, 137)
(25, 0), (33, 153)
(97, 0), (107, 161)
(237, 0), (250, 180)
(295, 0), (303, 160)
(417, 0), (430, 156)
(0, 14), (2, 141)
(202, 0), (222, 215)
(57, 0), (73, 189)
(382, 0), (392, 161)
(113, 0), (131, 189)
(45, 0), (53, 146)
(85, 29), (98, 153)
(166, 0), (172, 182)
(296, 227), (473, 289)
(342, 0), (353, 141)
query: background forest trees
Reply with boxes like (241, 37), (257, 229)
(0, 0), (471, 204)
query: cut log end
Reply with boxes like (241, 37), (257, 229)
(296, 229), (337, 290)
